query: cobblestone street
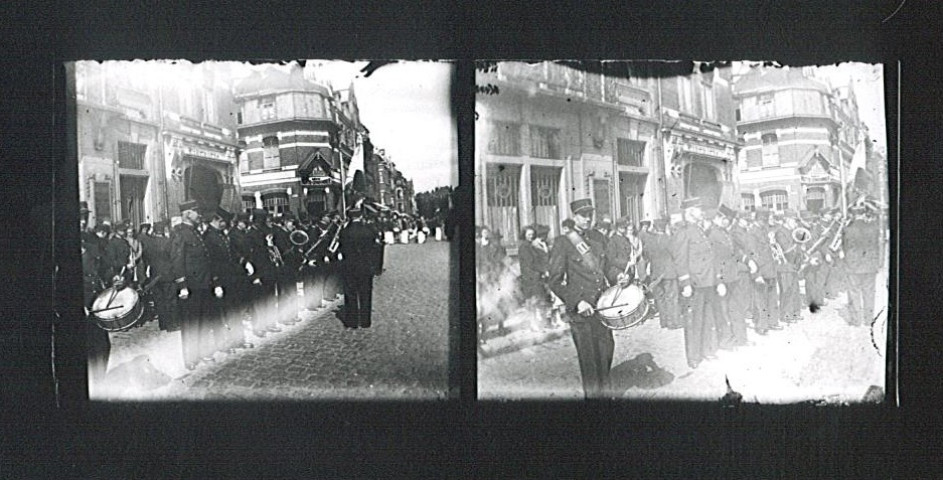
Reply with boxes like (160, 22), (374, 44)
(101, 241), (451, 400)
(479, 266), (889, 404)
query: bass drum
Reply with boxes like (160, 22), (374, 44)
(90, 286), (146, 332)
(595, 283), (650, 330)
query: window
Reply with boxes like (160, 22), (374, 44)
(94, 181), (112, 224)
(242, 196), (255, 213)
(262, 136), (280, 170)
(741, 194), (755, 211)
(617, 138), (645, 167)
(259, 96), (276, 121)
(262, 193), (289, 214)
(760, 190), (788, 211)
(530, 126), (562, 159)
(488, 121), (520, 156)
(237, 111), (243, 124)
(117, 141), (147, 170)
(701, 83), (715, 121)
(757, 92), (775, 118)
(678, 77), (694, 114)
(761, 133), (779, 167)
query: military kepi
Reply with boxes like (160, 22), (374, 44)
(179, 200), (199, 213)
(718, 204), (737, 219)
(570, 198), (594, 215)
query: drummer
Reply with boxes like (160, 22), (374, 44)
(547, 198), (614, 399)
(81, 203), (111, 390)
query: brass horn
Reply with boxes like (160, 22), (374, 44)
(290, 229), (309, 246)
(792, 226), (812, 244)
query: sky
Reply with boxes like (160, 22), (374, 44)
(305, 60), (457, 193)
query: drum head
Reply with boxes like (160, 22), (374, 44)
(92, 287), (140, 320)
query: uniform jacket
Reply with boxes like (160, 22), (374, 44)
(728, 224), (755, 276)
(706, 226), (741, 283)
(104, 236), (131, 277)
(203, 226), (242, 286)
(82, 237), (104, 306)
(141, 233), (174, 283)
(339, 220), (378, 276)
(604, 234), (643, 285)
(548, 228), (609, 314)
(171, 223), (212, 290)
(842, 218), (882, 274)
(748, 226), (779, 279)
(773, 226), (801, 273)
(228, 228), (251, 265)
(640, 231), (678, 280)
(246, 225), (277, 280)
(673, 222), (719, 288)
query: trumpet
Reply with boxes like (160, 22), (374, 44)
(265, 233), (284, 268)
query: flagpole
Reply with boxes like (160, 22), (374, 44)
(836, 127), (847, 217)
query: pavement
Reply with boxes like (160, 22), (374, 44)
(478, 264), (890, 404)
(95, 240), (451, 401)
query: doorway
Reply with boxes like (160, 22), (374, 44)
(683, 162), (721, 208)
(120, 175), (148, 227)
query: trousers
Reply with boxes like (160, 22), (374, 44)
(180, 288), (217, 365)
(846, 272), (877, 326)
(753, 278), (780, 333)
(684, 286), (721, 365)
(569, 317), (614, 398)
(652, 279), (681, 329)
(343, 270), (374, 327)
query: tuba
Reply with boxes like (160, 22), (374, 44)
(290, 229), (309, 247)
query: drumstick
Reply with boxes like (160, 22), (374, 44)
(90, 304), (125, 315)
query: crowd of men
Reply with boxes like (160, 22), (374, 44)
(80, 199), (393, 382)
(477, 195), (884, 399)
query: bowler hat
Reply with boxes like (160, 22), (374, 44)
(251, 208), (269, 222)
(680, 197), (702, 210)
(79, 201), (90, 214)
(570, 199), (594, 215)
(214, 207), (234, 223)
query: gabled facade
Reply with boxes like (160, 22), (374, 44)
(733, 66), (864, 213)
(234, 65), (361, 218)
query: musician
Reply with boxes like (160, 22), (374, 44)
(339, 207), (378, 329)
(595, 215), (613, 246)
(204, 209), (253, 353)
(125, 222), (144, 285)
(724, 207), (755, 346)
(246, 209), (280, 336)
(302, 215), (331, 310)
(641, 218), (682, 330)
(82, 212), (111, 388)
(774, 211), (803, 324)
(548, 199), (613, 398)
(605, 217), (643, 286)
(801, 212), (828, 309)
(142, 221), (179, 332)
(673, 198), (722, 369)
(706, 205), (745, 349)
(842, 205), (882, 327)
(105, 221), (133, 285)
(749, 209), (782, 335)
(171, 201), (215, 370)
(274, 213), (301, 325)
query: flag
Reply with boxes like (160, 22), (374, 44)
(345, 135), (365, 187)
(848, 136), (871, 193)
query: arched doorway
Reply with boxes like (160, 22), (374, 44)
(683, 162), (721, 208)
(184, 163), (223, 212)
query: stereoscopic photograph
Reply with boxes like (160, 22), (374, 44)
(70, 60), (456, 400)
(475, 61), (890, 403)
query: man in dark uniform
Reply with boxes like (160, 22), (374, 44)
(673, 198), (722, 369)
(641, 218), (682, 329)
(842, 205), (882, 326)
(142, 220), (179, 332)
(204, 208), (253, 353)
(706, 205), (745, 349)
(106, 221), (133, 285)
(548, 199), (614, 399)
(81, 203), (111, 389)
(171, 201), (215, 370)
(773, 211), (803, 324)
(724, 206), (755, 346)
(245, 209), (280, 336)
(750, 209), (783, 335)
(339, 206), (378, 329)
(273, 213), (301, 325)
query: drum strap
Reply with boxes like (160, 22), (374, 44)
(565, 230), (603, 275)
